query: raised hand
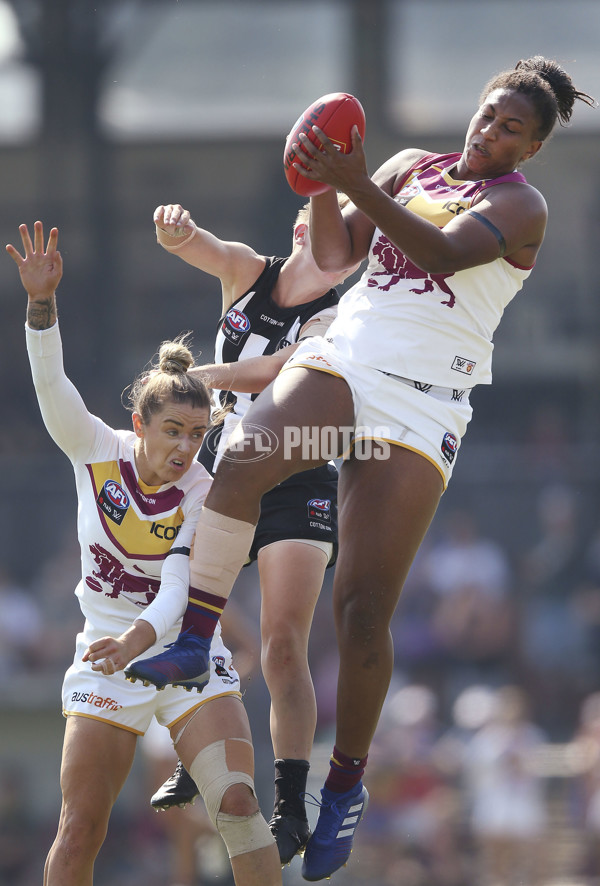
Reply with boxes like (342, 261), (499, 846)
(6, 221), (62, 330)
(294, 125), (369, 195)
(154, 203), (195, 237)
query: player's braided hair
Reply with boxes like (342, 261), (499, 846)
(481, 56), (596, 141)
(127, 333), (211, 423)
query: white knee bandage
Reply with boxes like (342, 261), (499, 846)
(188, 738), (255, 825)
(189, 507), (255, 600)
(216, 810), (275, 858)
(188, 738), (273, 857)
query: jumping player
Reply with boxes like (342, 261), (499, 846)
(8, 221), (282, 886)
(126, 200), (360, 865)
(122, 57), (595, 881)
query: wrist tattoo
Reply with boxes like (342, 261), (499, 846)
(27, 298), (57, 330)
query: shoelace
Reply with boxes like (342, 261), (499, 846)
(301, 792), (357, 840)
(301, 791), (324, 810)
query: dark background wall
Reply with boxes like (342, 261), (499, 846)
(2, 2), (600, 884)
(1, 0), (599, 584)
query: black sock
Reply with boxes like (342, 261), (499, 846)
(273, 758), (310, 821)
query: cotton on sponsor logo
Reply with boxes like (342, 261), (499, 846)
(71, 690), (123, 710)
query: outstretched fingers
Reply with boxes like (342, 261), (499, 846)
(5, 241), (24, 266)
(5, 223), (31, 265)
(20, 221), (35, 256)
(46, 224), (59, 254)
(33, 219), (45, 254)
(6, 221), (60, 266)
(32, 220), (59, 256)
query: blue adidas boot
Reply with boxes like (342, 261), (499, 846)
(302, 782), (368, 881)
(125, 632), (210, 692)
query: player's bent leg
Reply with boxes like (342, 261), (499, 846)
(44, 716), (137, 886)
(128, 367), (355, 693)
(125, 509), (257, 691)
(258, 540), (328, 863)
(258, 540), (326, 756)
(205, 366), (355, 521)
(173, 696), (282, 884)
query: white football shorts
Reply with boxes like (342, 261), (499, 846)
(283, 337), (473, 488)
(62, 623), (241, 734)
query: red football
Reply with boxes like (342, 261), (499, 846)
(283, 92), (366, 197)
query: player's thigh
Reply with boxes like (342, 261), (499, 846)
(335, 445), (443, 619)
(263, 365), (355, 433)
(173, 697), (259, 819)
(258, 539), (328, 641)
(60, 715), (137, 816)
(172, 695), (252, 766)
(214, 367), (354, 485)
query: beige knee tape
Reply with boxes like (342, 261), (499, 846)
(189, 507), (256, 600)
(188, 738), (255, 825)
(216, 810), (275, 858)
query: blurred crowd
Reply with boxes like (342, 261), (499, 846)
(4, 465), (600, 884)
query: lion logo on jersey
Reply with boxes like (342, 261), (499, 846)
(368, 235), (456, 308)
(86, 543), (159, 605)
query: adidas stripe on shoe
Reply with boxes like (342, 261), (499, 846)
(301, 782), (368, 881)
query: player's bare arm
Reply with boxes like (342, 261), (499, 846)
(342, 147), (434, 264)
(190, 343), (299, 394)
(303, 129), (548, 274)
(154, 203), (265, 312)
(307, 141), (433, 272)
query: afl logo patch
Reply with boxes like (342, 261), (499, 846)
(223, 308), (250, 346)
(441, 432), (458, 464)
(307, 498), (331, 524)
(212, 654), (237, 684)
(97, 479), (130, 525)
(398, 182), (420, 200)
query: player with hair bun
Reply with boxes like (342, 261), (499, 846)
(126, 57), (595, 881)
(126, 196), (361, 867)
(7, 222), (282, 886)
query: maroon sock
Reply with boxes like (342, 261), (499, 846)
(180, 586), (227, 639)
(324, 745), (367, 794)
